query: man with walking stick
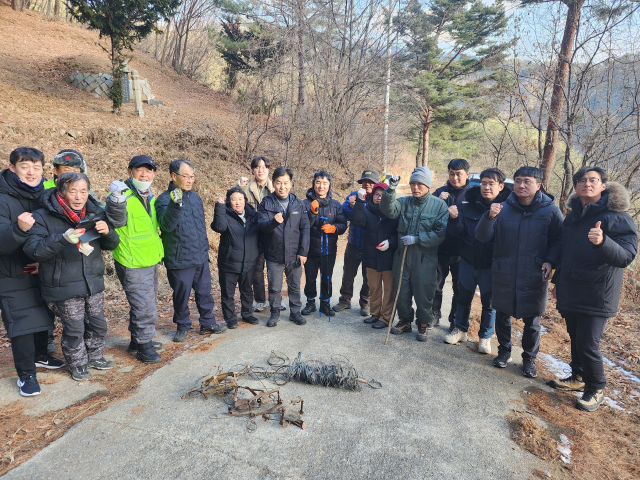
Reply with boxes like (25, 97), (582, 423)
(381, 167), (449, 342)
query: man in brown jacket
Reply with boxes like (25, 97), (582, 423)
(235, 156), (276, 312)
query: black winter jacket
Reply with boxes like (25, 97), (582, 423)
(258, 193), (310, 264)
(303, 188), (347, 257)
(553, 183), (637, 317)
(432, 181), (470, 255)
(350, 197), (399, 272)
(475, 190), (564, 318)
(0, 169), (53, 338)
(23, 189), (121, 303)
(156, 182), (210, 270)
(447, 186), (511, 269)
(211, 203), (260, 274)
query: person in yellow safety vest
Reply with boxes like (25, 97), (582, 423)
(107, 156), (164, 364)
(43, 150), (86, 190)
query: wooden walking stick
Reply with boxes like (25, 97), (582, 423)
(385, 245), (408, 345)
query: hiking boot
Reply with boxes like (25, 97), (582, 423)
(363, 316), (377, 324)
(128, 341), (162, 353)
(416, 323), (428, 342)
(478, 338), (492, 354)
(35, 355), (65, 370)
(493, 349), (512, 368)
(88, 358), (116, 370)
(241, 315), (259, 325)
(550, 373), (585, 391)
(444, 327), (468, 345)
(267, 310), (280, 327)
(391, 318), (412, 335)
(333, 302), (351, 312)
(17, 374), (41, 397)
(47, 334), (56, 355)
(200, 323), (227, 335)
(227, 319), (239, 329)
(173, 330), (188, 343)
(319, 301), (335, 317)
(360, 305), (370, 316)
(523, 357), (537, 378)
(253, 301), (267, 312)
(70, 364), (91, 381)
(301, 300), (316, 316)
(289, 312), (307, 325)
(372, 320), (387, 329)
(137, 342), (161, 364)
(576, 388), (605, 412)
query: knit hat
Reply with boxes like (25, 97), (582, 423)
(52, 149), (86, 173)
(409, 166), (432, 188)
(372, 182), (388, 192)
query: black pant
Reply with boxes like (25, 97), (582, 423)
(219, 269), (254, 322)
(432, 252), (460, 322)
(337, 243), (369, 307)
(252, 253), (267, 303)
(495, 311), (541, 360)
(564, 313), (608, 390)
(166, 262), (216, 331)
(11, 330), (48, 377)
(304, 254), (337, 302)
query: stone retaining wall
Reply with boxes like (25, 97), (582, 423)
(66, 71), (154, 100)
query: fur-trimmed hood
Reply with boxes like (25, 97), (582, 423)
(566, 181), (630, 213)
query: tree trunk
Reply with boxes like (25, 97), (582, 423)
(12, 0), (23, 12)
(559, 142), (573, 215)
(54, 0), (59, 17)
(296, 1), (305, 106)
(540, 0), (585, 189)
(421, 123), (430, 167)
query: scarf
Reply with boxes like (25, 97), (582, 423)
(11, 172), (44, 194)
(56, 192), (85, 224)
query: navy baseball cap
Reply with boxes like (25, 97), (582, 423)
(128, 155), (157, 171)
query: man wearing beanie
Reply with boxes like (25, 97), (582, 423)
(109, 156), (165, 364)
(381, 166), (449, 342)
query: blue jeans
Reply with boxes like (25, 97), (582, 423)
(454, 259), (495, 339)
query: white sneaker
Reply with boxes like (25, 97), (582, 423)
(253, 302), (266, 312)
(478, 338), (492, 354)
(444, 327), (468, 345)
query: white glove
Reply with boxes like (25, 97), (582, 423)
(78, 241), (94, 256)
(376, 240), (390, 251)
(357, 188), (366, 201)
(109, 180), (129, 204)
(63, 228), (84, 244)
(388, 175), (401, 188)
(170, 187), (183, 206)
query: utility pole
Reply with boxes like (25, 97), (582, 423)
(382, 0), (393, 175)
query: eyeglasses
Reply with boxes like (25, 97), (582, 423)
(480, 182), (499, 188)
(514, 179), (538, 186)
(372, 193), (383, 198)
(178, 174), (195, 181)
(577, 177), (601, 185)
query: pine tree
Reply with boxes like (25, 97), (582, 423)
(66, 0), (180, 113)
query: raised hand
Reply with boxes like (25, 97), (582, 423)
(108, 180), (129, 204)
(588, 221), (604, 245)
(274, 212), (284, 224)
(17, 212), (35, 232)
(216, 196), (225, 204)
(448, 205), (458, 219)
(357, 188), (367, 201)
(388, 175), (401, 188)
(489, 203), (503, 218)
(170, 187), (183, 206)
(239, 177), (249, 186)
(310, 199), (319, 214)
(439, 191), (450, 200)
(348, 195), (356, 208)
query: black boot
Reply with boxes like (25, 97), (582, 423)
(137, 342), (161, 364)
(267, 310), (280, 327)
(301, 300), (316, 316)
(319, 301), (335, 317)
(128, 341), (162, 353)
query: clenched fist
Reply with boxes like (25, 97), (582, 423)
(448, 205), (458, 219)
(239, 177), (249, 186)
(439, 192), (450, 201)
(348, 195), (356, 208)
(274, 213), (284, 224)
(310, 200), (319, 214)
(217, 196), (225, 204)
(489, 203), (503, 218)
(17, 212), (35, 232)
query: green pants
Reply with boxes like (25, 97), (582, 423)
(392, 246), (438, 326)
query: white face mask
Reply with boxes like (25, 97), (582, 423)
(131, 177), (153, 192)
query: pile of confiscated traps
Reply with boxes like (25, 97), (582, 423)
(182, 352), (381, 432)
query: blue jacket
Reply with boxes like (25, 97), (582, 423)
(343, 190), (364, 249)
(156, 182), (210, 270)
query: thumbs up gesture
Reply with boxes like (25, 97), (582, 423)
(489, 203), (503, 218)
(588, 221), (604, 246)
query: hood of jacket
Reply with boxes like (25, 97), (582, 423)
(306, 187), (333, 208)
(38, 187), (104, 224)
(565, 181), (629, 214)
(0, 169), (42, 202)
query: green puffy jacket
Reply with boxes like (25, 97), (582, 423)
(112, 189), (163, 268)
(380, 188), (449, 254)
(43, 179), (56, 189)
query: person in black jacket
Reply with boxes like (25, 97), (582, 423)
(258, 167), (310, 327)
(549, 168), (637, 412)
(24, 172), (120, 382)
(212, 187), (260, 328)
(444, 168), (510, 352)
(0, 148), (60, 397)
(301, 172), (348, 317)
(476, 166), (564, 378)
(431, 158), (471, 329)
(350, 182), (399, 329)
(156, 159), (226, 343)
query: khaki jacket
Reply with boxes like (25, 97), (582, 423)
(234, 178), (274, 210)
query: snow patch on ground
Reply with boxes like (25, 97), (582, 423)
(603, 357), (640, 384)
(604, 397), (626, 412)
(557, 434), (573, 464)
(538, 353), (571, 378)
